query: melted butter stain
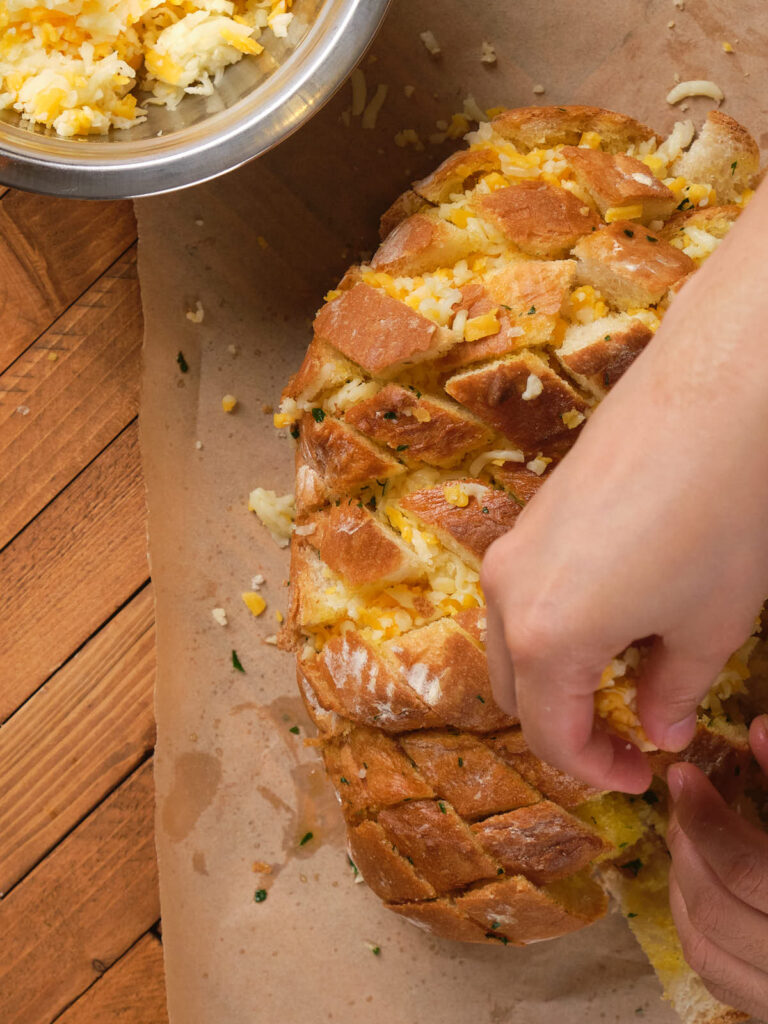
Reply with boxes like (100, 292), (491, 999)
(162, 751), (222, 842)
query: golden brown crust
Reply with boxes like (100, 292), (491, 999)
(377, 799), (501, 890)
(573, 221), (695, 309)
(386, 898), (495, 942)
(298, 411), (404, 495)
(556, 315), (653, 399)
(348, 819), (438, 902)
(379, 189), (431, 240)
(471, 801), (607, 884)
(445, 350), (588, 454)
(412, 146), (502, 204)
(314, 282), (455, 375)
(400, 731), (539, 820)
(484, 259), (576, 341)
(472, 181), (601, 258)
(322, 725), (435, 821)
(491, 105), (658, 153)
(389, 618), (516, 732)
(561, 146), (676, 222)
(371, 212), (477, 278)
(671, 110), (760, 204)
(399, 481), (523, 569)
(283, 337), (358, 405)
(649, 722), (751, 803)
(659, 204), (741, 245)
(486, 728), (601, 808)
(344, 384), (493, 466)
(456, 872), (607, 943)
(309, 501), (422, 587)
(488, 462), (547, 506)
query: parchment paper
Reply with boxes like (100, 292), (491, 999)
(137, 3), (768, 1020)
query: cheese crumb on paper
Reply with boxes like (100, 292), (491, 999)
(419, 30), (441, 56)
(186, 300), (205, 323)
(211, 607), (228, 626)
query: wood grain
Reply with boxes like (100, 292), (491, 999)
(0, 585), (155, 894)
(0, 760), (160, 1024)
(0, 244), (142, 549)
(0, 420), (149, 722)
(0, 191), (136, 372)
(56, 934), (168, 1024)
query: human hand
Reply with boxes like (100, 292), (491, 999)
(666, 717), (768, 1020)
(481, 181), (768, 793)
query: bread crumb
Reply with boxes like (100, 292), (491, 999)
(419, 29), (441, 56)
(252, 861), (272, 874)
(362, 83), (388, 130)
(227, 343), (238, 355)
(672, 0), (684, 8)
(194, 217), (203, 226)
(195, 440), (203, 450)
(394, 128), (424, 150)
(262, 403), (274, 414)
(532, 84), (545, 95)
(264, 635), (278, 645)
(667, 19), (675, 28)
(186, 300), (204, 323)
(211, 607), (228, 626)
(251, 573), (265, 589)
(480, 40), (496, 64)
(722, 41), (734, 53)
(222, 394), (238, 413)
(404, 84), (415, 98)
(350, 67), (367, 116)
(257, 236), (269, 250)
(16, 405), (29, 416)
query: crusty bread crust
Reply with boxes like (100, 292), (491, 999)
(412, 145), (502, 204)
(491, 104), (659, 152)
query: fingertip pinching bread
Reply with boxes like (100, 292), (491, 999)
(274, 105), (764, 1024)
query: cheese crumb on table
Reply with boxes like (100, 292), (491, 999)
(211, 607), (228, 626)
(480, 41), (497, 64)
(532, 84), (546, 95)
(222, 394), (238, 413)
(186, 301), (204, 323)
(242, 591), (267, 616)
(419, 30), (441, 56)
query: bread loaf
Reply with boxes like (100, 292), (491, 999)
(277, 106), (763, 1024)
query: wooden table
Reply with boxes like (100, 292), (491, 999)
(0, 189), (167, 1023)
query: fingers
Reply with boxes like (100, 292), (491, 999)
(514, 660), (652, 794)
(668, 762), (768, 913)
(636, 639), (717, 751)
(667, 817), (768, 969)
(484, 600), (518, 719)
(750, 715), (768, 775)
(669, 871), (768, 1021)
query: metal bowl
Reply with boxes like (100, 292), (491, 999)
(0, 0), (390, 199)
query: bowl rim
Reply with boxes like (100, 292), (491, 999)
(0, 0), (391, 199)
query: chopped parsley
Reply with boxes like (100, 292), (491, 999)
(232, 649), (245, 673)
(485, 931), (509, 944)
(366, 943), (381, 956)
(677, 198), (692, 211)
(347, 856), (359, 877)
(497, 867), (504, 875)
(627, 912), (638, 918)
(383, 410), (398, 420)
(438, 801), (447, 814)
(731, 160), (738, 175)
(290, 425), (300, 439)
(476, 694), (486, 703)
(254, 888), (268, 903)
(339, 776), (350, 785)
(299, 831), (314, 846)
(604, 334), (612, 341)
(646, 235), (658, 243)
(623, 858), (643, 877)
(491, 921), (500, 929)
(289, 725), (300, 735)
(481, 506), (490, 514)
(176, 350), (189, 373)
(458, 757), (464, 767)
(311, 407), (325, 422)
(623, 228), (635, 238)
(527, 305), (536, 315)
(396, 444), (409, 451)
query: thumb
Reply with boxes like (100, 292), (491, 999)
(636, 639), (720, 752)
(749, 715), (768, 776)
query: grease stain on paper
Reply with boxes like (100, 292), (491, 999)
(162, 751), (222, 841)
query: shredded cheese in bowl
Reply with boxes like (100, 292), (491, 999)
(0, 0), (294, 135)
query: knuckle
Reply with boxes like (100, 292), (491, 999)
(679, 928), (717, 981)
(728, 851), (767, 905)
(686, 888), (723, 936)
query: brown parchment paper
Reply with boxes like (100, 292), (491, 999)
(137, 3), (768, 1020)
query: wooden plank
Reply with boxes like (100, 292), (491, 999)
(0, 585), (155, 893)
(0, 420), (148, 722)
(56, 934), (168, 1024)
(0, 192), (136, 372)
(0, 760), (160, 1024)
(0, 245), (142, 549)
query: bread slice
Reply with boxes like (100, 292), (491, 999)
(275, 105), (765, 1024)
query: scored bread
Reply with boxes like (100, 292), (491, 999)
(274, 105), (763, 1023)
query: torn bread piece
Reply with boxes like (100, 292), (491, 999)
(379, 189), (430, 239)
(371, 212), (478, 277)
(556, 314), (653, 399)
(561, 146), (677, 222)
(670, 110), (759, 204)
(491, 105), (658, 153)
(412, 145), (502, 203)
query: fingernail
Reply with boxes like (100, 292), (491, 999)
(667, 763), (685, 802)
(754, 715), (768, 743)
(659, 713), (697, 753)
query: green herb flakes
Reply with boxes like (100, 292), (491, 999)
(458, 757), (464, 767)
(232, 649), (245, 673)
(290, 426), (300, 439)
(476, 694), (486, 703)
(254, 888), (268, 903)
(311, 407), (325, 422)
(438, 801), (447, 814)
(623, 228), (635, 238)
(623, 858), (643, 877)
(731, 160), (738, 175)
(289, 725), (300, 735)
(339, 776), (350, 785)
(299, 831), (314, 847)
(527, 305), (536, 315)
(383, 410), (397, 420)
(364, 942), (381, 955)
(176, 351), (189, 373)
(627, 912), (638, 918)
(396, 444), (409, 452)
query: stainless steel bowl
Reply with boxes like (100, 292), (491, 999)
(0, 0), (390, 199)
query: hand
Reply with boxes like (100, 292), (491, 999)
(667, 717), (768, 1020)
(482, 179), (768, 793)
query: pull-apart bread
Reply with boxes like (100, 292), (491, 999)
(275, 106), (765, 1024)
